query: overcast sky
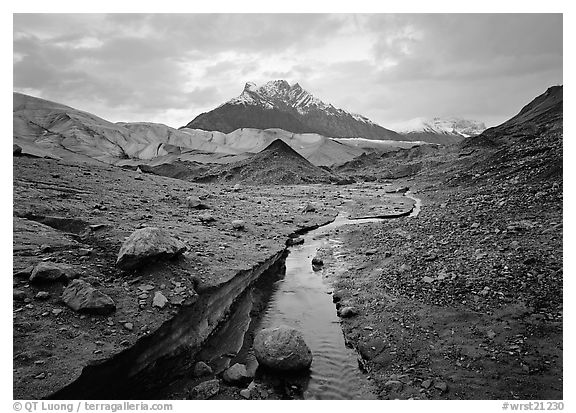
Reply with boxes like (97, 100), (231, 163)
(13, 13), (562, 129)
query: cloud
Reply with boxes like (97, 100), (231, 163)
(13, 13), (563, 128)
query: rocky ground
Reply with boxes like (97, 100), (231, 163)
(13, 155), (348, 399)
(322, 178), (562, 400)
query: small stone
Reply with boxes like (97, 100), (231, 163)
(52, 309), (63, 316)
(189, 379), (220, 399)
(199, 213), (215, 223)
(337, 306), (358, 318)
(421, 276), (435, 284)
(311, 257), (324, 271)
(13, 290), (27, 301)
(287, 237), (304, 246)
(193, 361), (213, 377)
(34, 373), (46, 380)
(434, 381), (448, 392)
(152, 291), (168, 309)
(421, 379), (432, 389)
(471, 223), (480, 229)
(365, 248), (378, 256)
(35, 291), (50, 300)
(384, 380), (403, 391)
(124, 322), (134, 331)
(186, 196), (208, 210)
(39, 244), (52, 253)
(239, 388), (251, 399)
(30, 262), (77, 283)
(232, 220), (245, 230)
(222, 363), (251, 385)
(61, 279), (116, 315)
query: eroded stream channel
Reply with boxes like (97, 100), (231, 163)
(153, 192), (422, 400)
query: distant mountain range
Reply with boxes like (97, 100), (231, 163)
(184, 80), (402, 141)
(392, 117), (486, 145)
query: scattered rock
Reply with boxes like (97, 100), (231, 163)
(253, 325), (313, 371)
(199, 213), (216, 224)
(193, 361), (213, 377)
(287, 237), (304, 246)
(29, 262), (77, 283)
(232, 220), (245, 230)
(222, 363), (251, 385)
(311, 257), (324, 271)
(13, 290), (27, 301)
(35, 291), (50, 300)
(61, 279), (116, 315)
(384, 380), (403, 392)
(337, 306), (358, 318)
(116, 227), (187, 270)
(189, 379), (220, 400)
(39, 244), (52, 253)
(186, 196), (208, 210)
(152, 291), (168, 309)
(434, 381), (448, 392)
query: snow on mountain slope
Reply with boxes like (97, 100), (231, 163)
(393, 117), (486, 137)
(185, 80), (401, 140)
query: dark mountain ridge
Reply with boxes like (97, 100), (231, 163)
(184, 80), (402, 141)
(193, 138), (341, 185)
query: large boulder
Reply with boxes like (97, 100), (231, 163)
(116, 227), (187, 270)
(61, 279), (116, 315)
(29, 262), (78, 283)
(253, 325), (313, 371)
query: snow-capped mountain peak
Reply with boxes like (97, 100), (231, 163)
(186, 80), (401, 140)
(393, 117), (486, 137)
(226, 80), (368, 120)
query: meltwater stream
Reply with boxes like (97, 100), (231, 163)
(195, 193), (421, 400)
(255, 214), (389, 399)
